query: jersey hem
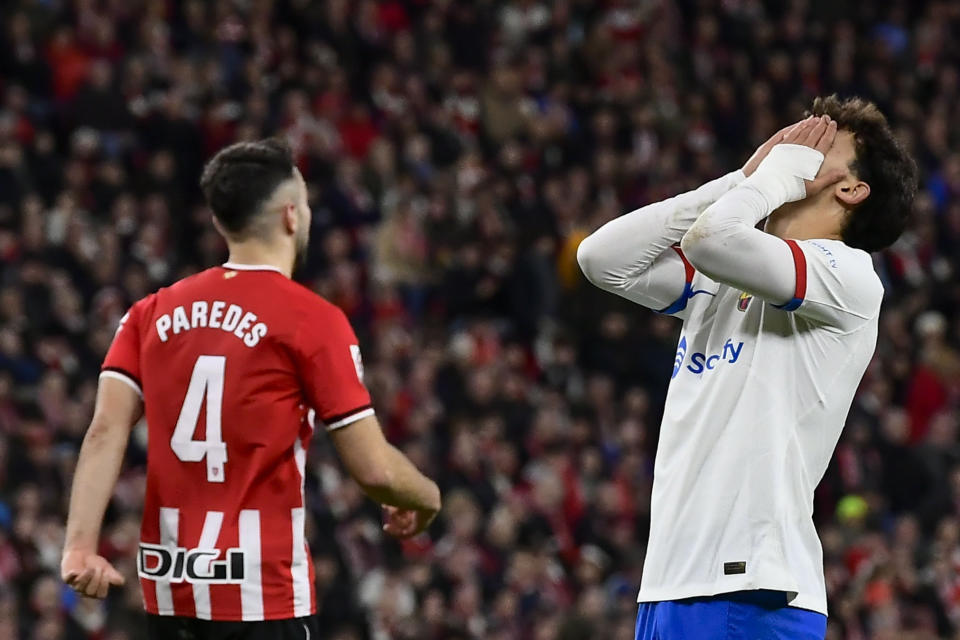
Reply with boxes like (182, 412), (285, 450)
(144, 605), (317, 621)
(637, 583), (826, 616)
(785, 592), (827, 616)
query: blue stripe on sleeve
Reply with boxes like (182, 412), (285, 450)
(657, 281), (695, 315)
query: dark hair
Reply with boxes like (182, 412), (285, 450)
(199, 138), (295, 236)
(807, 95), (917, 252)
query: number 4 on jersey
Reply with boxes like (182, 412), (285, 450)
(171, 355), (228, 482)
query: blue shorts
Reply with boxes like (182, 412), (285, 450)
(635, 590), (826, 640)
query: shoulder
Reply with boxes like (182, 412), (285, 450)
(800, 239), (883, 313)
(124, 291), (159, 325)
(802, 239), (879, 282)
(281, 279), (348, 320)
(275, 280), (357, 353)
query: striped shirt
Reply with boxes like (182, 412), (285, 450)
(103, 263), (373, 621)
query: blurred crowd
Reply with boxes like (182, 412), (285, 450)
(1, 0), (960, 639)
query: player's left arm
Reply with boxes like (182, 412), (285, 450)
(680, 117), (878, 330)
(296, 303), (441, 538)
(62, 302), (147, 598)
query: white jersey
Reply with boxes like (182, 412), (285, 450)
(577, 145), (885, 616)
(638, 239), (880, 615)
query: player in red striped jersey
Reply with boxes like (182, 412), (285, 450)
(61, 139), (441, 639)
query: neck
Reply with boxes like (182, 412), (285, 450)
(225, 240), (293, 278)
(764, 198), (845, 243)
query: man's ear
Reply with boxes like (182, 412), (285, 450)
(281, 202), (297, 235)
(836, 180), (870, 207)
(211, 215), (225, 236)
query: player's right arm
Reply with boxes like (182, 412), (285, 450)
(576, 126), (791, 316)
(297, 303), (440, 538)
(680, 117), (881, 331)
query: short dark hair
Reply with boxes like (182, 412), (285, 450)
(807, 95), (917, 253)
(199, 138), (295, 236)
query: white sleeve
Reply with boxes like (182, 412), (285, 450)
(785, 240), (884, 331)
(577, 170), (744, 317)
(680, 145), (882, 331)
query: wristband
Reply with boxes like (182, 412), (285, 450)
(741, 144), (825, 206)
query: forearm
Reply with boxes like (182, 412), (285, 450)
(680, 186), (798, 301)
(681, 144), (821, 301)
(577, 170), (744, 291)
(330, 415), (441, 511)
(361, 444), (440, 512)
(64, 422), (131, 551)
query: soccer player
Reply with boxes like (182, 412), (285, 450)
(577, 97), (917, 640)
(61, 139), (441, 639)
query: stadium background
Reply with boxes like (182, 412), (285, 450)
(0, 0), (959, 639)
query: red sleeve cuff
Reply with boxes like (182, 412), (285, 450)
(772, 239), (807, 312)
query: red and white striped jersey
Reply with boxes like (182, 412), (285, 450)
(101, 263), (373, 621)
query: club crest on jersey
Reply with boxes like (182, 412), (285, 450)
(138, 543), (245, 584)
(737, 292), (753, 312)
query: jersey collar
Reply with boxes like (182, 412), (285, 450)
(221, 262), (285, 274)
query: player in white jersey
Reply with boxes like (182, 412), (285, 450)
(578, 96), (917, 640)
